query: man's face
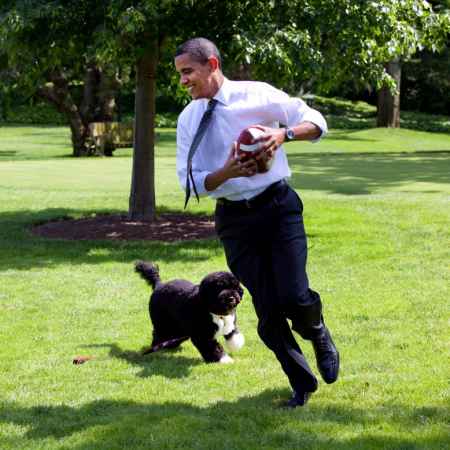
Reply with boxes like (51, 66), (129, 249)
(175, 53), (215, 99)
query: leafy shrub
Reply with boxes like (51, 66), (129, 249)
(1, 103), (179, 128)
(305, 94), (449, 133)
(304, 94), (377, 118)
(400, 111), (450, 134)
(155, 112), (178, 128)
(1, 103), (66, 125)
(2, 97), (448, 133)
(325, 115), (376, 130)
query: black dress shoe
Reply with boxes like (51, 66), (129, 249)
(286, 390), (312, 408)
(311, 326), (339, 384)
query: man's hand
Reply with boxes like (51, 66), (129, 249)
(253, 122), (322, 163)
(253, 126), (285, 164)
(205, 143), (258, 192)
(224, 142), (258, 178)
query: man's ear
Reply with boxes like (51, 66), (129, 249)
(208, 56), (220, 71)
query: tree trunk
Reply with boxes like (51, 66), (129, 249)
(128, 42), (158, 221)
(37, 66), (121, 156)
(37, 71), (92, 156)
(80, 64), (121, 123)
(98, 67), (121, 122)
(377, 59), (402, 128)
(68, 115), (91, 156)
(80, 63), (99, 124)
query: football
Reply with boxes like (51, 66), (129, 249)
(236, 126), (274, 173)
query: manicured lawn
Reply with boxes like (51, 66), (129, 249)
(0, 125), (449, 449)
(2, 125), (450, 160)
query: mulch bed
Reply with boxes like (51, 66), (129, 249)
(32, 213), (216, 242)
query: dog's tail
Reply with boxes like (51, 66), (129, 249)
(135, 261), (161, 290)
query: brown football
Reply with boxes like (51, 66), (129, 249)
(236, 126), (274, 173)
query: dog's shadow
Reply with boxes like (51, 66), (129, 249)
(82, 343), (202, 379)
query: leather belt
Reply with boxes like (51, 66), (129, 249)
(216, 180), (286, 210)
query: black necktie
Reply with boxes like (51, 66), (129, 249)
(184, 98), (218, 209)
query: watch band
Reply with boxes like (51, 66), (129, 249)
(285, 127), (295, 141)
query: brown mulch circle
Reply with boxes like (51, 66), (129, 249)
(32, 213), (216, 242)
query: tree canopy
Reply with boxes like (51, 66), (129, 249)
(230, 0), (449, 94)
(0, 0), (127, 155)
(1, 0), (448, 217)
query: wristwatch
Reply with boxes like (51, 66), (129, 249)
(285, 127), (295, 141)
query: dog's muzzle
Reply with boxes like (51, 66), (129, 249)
(228, 295), (240, 307)
(226, 290), (241, 306)
(214, 289), (241, 314)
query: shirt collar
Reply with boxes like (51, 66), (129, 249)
(212, 77), (232, 106)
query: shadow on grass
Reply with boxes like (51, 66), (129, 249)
(325, 133), (377, 142)
(0, 150), (17, 156)
(1, 151), (449, 270)
(0, 207), (221, 271)
(0, 390), (447, 449)
(289, 151), (450, 195)
(83, 343), (202, 379)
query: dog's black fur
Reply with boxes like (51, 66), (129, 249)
(135, 261), (245, 363)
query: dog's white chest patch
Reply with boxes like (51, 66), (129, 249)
(211, 313), (235, 339)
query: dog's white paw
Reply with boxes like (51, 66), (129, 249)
(224, 332), (245, 353)
(219, 354), (234, 364)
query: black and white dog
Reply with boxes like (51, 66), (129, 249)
(135, 261), (245, 363)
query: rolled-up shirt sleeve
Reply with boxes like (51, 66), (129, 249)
(298, 102), (328, 141)
(176, 114), (210, 196)
(267, 86), (328, 142)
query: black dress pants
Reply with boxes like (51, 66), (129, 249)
(215, 181), (323, 393)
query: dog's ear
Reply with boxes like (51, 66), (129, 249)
(199, 272), (221, 303)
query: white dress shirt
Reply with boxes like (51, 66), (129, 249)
(176, 77), (327, 201)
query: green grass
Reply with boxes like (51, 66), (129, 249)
(0, 124), (449, 449)
(1, 125), (450, 161)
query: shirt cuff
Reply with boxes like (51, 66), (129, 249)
(191, 170), (210, 197)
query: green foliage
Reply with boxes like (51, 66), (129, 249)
(1, 0), (449, 139)
(0, 102), (66, 125)
(0, 1), (105, 93)
(307, 95), (450, 133)
(154, 112), (177, 128)
(3, 97), (449, 134)
(306, 95), (377, 118)
(71, 0), (450, 102)
(2, 1), (449, 109)
(0, 101), (177, 127)
(400, 110), (450, 133)
(119, 112), (178, 128)
(231, 0), (450, 93)
(325, 109), (450, 134)
(402, 46), (450, 115)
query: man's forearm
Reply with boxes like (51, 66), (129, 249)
(205, 168), (229, 192)
(204, 152), (258, 192)
(289, 121), (322, 141)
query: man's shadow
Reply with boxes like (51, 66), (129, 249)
(1, 390), (447, 450)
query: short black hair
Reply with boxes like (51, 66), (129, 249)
(175, 37), (222, 68)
